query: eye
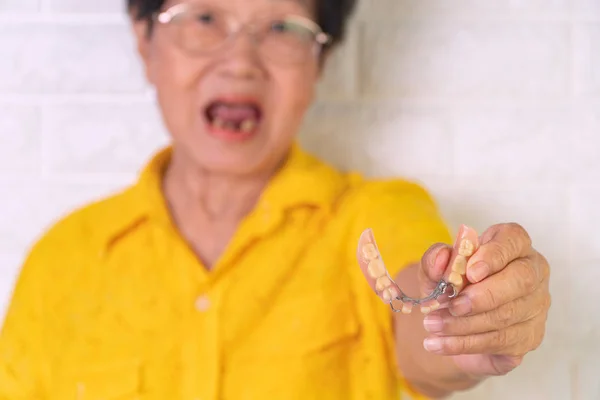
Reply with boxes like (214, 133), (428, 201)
(268, 18), (314, 40)
(195, 11), (215, 25)
(270, 20), (290, 33)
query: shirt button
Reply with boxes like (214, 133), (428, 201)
(195, 295), (211, 312)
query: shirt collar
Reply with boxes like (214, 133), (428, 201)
(102, 141), (350, 252)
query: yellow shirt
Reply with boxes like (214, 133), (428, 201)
(0, 144), (451, 400)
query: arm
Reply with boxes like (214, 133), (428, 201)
(0, 252), (47, 399)
(391, 224), (551, 398)
(392, 264), (483, 398)
(351, 181), (470, 397)
(351, 182), (550, 398)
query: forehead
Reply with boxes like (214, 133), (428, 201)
(166, 0), (316, 17)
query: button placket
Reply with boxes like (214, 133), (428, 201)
(185, 288), (222, 400)
(194, 295), (211, 312)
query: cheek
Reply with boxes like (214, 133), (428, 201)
(272, 64), (319, 116)
(149, 49), (200, 92)
(146, 39), (208, 134)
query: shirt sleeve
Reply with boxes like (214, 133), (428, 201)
(0, 244), (49, 399)
(347, 178), (453, 400)
(355, 179), (453, 279)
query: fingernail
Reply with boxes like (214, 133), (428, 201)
(468, 261), (490, 282)
(449, 295), (472, 316)
(423, 337), (443, 352)
(423, 315), (443, 333)
(434, 247), (448, 268)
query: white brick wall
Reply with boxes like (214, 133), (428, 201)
(0, 1), (597, 399)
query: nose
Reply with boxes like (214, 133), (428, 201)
(218, 31), (265, 80)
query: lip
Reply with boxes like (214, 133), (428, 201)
(205, 123), (259, 142)
(207, 94), (263, 106)
(202, 94), (263, 143)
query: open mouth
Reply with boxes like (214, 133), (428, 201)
(204, 99), (263, 135)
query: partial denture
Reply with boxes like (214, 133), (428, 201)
(357, 225), (480, 314)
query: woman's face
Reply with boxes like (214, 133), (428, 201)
(132, 0), (325, 176)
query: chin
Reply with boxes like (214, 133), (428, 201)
(189, 142), (282, 178)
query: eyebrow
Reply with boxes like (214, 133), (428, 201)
(271, 0), (315, 14)
(271, 0), (309, 7)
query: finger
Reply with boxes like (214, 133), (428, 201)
(418, 225), (479, 314)
(412, 245), (452, 315)
(423, 283), (548, 336)
(454, 354), (523, 377)
(466, 223), (534, 283)
(418, 243), (452, 295)
(449, 254), (544, 317)
(423, 319), (540, 356)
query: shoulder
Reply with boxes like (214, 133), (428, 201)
(347, 176), (441, 214)
(338, 175), (453, 274)
(340, 174), (447, 226)
(5, 186), (139, 316)
(23, 185), (138, 269)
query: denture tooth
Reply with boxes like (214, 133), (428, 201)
(368, 259), (387, 278)
(448, 271), (463, 286)
(401, 303), (413, 314)
(420, 299), (441, 314)
(388, 286), (400, 300)
(375, 276), (392, 292)
(458, 239), (475, 257)
(382, 288), (393, 302)
(452, 255), (467, 274)
(240, 119), (256, 133)
(362, 243), (378, 261)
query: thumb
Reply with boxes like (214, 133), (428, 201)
(418, 243), (452, 297)
(418, 225), (480, 305)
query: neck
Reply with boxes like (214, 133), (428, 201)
(160, 145), (291, 268)
(164, 150), (276, 225)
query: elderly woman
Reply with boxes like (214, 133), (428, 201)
(0, 0), (551, 399)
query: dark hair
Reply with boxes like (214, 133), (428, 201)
(127, 0), (357, 48)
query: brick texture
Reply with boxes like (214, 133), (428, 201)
(0, 1), (598, 399)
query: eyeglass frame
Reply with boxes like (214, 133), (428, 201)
(151, 2), (333, 62)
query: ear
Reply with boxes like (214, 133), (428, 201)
(130, 15), (155, 85)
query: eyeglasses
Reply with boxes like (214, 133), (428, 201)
(153, 2), (331, 65)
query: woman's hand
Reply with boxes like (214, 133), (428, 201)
(419, 223), (551, 377)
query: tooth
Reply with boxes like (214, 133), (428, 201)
(458, 239), (475, 257)
(375, 276), (392, 292)
(420, 300), (440, 314)
(448, 271), (463, 286)
(240, 119), (256, 132)
(390, 287), (400, 301)
(368, 259), (386, 278)
(382, 289), (393, 302)
(452, 255), (467, 274)
(401, 303), (413, 314)
(421, 300), (441, 314)
(213, 117), (225, 129)
(362, 243), (378, 261)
